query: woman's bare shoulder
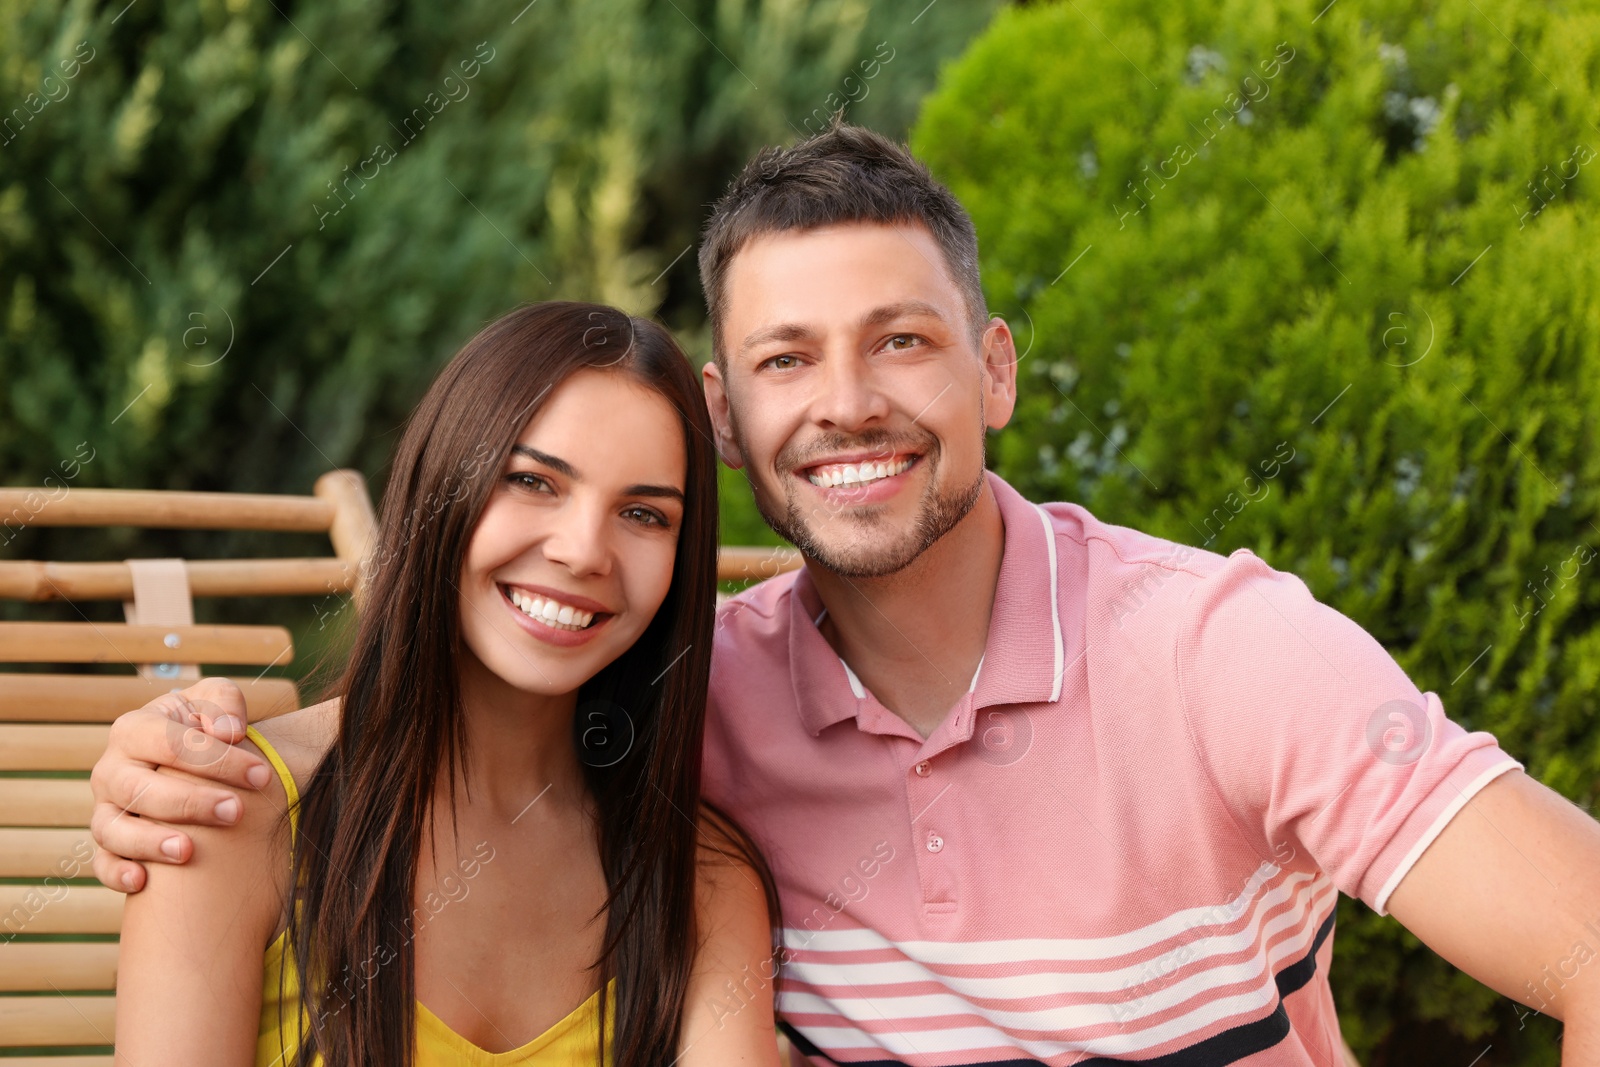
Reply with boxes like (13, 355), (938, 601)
(133, 728), (297, 930)
(694, 803), (777, 939)
(249, 696), (340, 786)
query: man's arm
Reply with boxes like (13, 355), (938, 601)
(89, 678), (275, 891)
(1386, 769), (1600, 1061)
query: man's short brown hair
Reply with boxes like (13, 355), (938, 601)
(698, 123), (988, 365)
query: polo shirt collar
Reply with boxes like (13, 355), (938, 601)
(789, 566), (858, 736)
(971, 472), (1070, 710)
(787, 471), (1071, 737)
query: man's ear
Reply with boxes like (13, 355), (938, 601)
(701, 361), (746, 470)
(979, 316), (1019, 432)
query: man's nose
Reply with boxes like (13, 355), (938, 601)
(811, 351), (891, 432)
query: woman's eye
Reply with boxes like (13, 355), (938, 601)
(622, 506), (669, 528)
(507, 472), (552, 492)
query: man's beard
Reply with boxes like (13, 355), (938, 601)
(745, 426), (986, 580)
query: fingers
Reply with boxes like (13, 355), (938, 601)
(84, 685), (270, 890)
(178, 678), (250, 735)
(90, 801), (193, 869)
(93, 761), (244, 825)
(99, 702), (271, 792)
(190, 702), (248, 745)
(92, 841), (146, 893)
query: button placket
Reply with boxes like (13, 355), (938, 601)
(906, 745), (957, 906)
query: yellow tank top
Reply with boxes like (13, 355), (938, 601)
(248, 727), (614, 1066)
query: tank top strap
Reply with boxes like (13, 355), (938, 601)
(245, 725), (301, 840)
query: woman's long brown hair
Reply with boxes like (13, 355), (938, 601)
(282, 302), (762, 1066)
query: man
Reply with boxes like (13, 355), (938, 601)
(88, 125), (1600, 1065)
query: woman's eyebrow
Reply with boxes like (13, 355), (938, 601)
(511, 444), (578, 478)
(623, 484), (685, 502)
(512, 445), (681, 501)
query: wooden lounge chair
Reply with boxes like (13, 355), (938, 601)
(0, 470), (377, 1062)
(0, 467), (798, 1061)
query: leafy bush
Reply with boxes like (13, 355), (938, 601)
(914, 0), (1600, 1061)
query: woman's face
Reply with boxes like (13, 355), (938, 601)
(457, 369), (687, 697)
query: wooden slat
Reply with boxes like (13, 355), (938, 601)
(0, 557), (355, 602)
(0, 829), (96, 878)
(0, 486), (333, 531)
(717, 545), (802, 583)
(0, 943), (119, 993)
(0, 725), (110, 771)
(0, 1057), (112, 1066)
(0, 993), (114, 1047)
(0, 674), (300, 723)
(316, 470), (378, 605)
(0, 779), (92, 827)
(0, 887), (122, 936)
(0, 623), (293, 667)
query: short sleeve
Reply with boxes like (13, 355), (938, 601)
(1175, 549), (1523, 915)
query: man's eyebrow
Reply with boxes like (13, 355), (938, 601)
(511, 445), (577, 479)
(738, 300), (951, 357)
(859, 299), (948, 330)
(739, 321), (818, 355)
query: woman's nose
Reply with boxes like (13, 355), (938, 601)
(539, 502), (612, 578)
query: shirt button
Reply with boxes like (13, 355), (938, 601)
(914, 761), (931, 777)
(926, 833), (944, 853)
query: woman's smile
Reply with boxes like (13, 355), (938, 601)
(497, 582), (616, 647)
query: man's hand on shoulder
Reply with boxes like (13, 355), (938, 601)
(88, 677), (272, 893)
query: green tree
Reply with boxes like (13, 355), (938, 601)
(0, 0), (1000, 637)
(914, 0), (1600, 1061)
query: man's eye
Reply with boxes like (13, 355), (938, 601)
(764, 354), (801, 370)
(886, 334), (921, 351)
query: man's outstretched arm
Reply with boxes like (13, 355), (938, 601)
(1386, 769), (1600, 1063)
(87, 677), (272, 891)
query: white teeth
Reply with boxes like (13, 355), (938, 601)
(807, 456), (913, 488)
(505, 588), (596, 631)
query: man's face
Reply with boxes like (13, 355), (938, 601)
(704, 222), (1017, 578)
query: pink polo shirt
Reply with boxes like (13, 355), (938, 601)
(702, 472), (1521, 1066)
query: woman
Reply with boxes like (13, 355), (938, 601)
(114, 303), (782, 1066)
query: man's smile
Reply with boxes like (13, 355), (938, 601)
(802, 453), (918, 489)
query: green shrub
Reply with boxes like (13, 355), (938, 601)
(914, 0), (1600, 1061)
